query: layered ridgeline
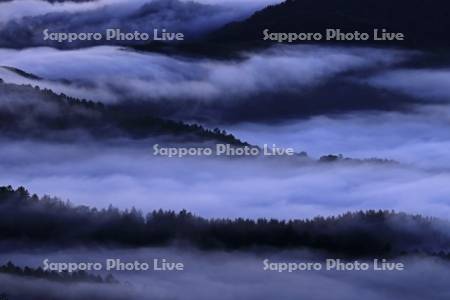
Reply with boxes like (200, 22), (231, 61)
(211, 0), (450, 49)
(0, 68), (399, 163)
(0, 77), (244, 144)
(0, 186), (449, 258)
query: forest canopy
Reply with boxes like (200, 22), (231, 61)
(0, 186), (448, 258)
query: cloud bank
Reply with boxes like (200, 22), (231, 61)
(230, 106), (450, 169)
(369, 69), (450, 101)
(0, 137), (449, 220)
(0, 45), (419, 123)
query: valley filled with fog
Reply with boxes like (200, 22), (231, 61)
(0, 43), (449, 219)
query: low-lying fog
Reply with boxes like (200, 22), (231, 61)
(0, 125), (449, 219)
(0, 247), (449, 300)
(231, 106), (450, 170)
(0, 45), (407, 105)
(0, 44), (449, 219)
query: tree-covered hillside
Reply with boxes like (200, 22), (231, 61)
(0, 186), (448, 257)
(0, 80), (245, 144)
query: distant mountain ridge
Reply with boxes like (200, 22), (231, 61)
(211, 0), (450, 49)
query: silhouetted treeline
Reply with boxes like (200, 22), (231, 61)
(0, 186), (449, 257)
(0, 81), (399, 163)
(1, 66), (42, 80)
(0, 261), (118, 284)
(319, 154), (397, 165)
(0, 81), (246, 145)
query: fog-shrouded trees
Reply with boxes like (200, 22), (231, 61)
(0, 186), (449, 258)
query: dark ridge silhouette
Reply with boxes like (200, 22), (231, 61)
(0, 81), (246, 145)
(0, 66), (42, 81)
(0, 81), (403, 163)
(210, 0), (450, 49)
(0, 186), (448, 257)
(0, 261), (119, 284)
(318, 154), (397, 164)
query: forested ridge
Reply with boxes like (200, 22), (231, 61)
(0, 186), (448, 257)
(0, 80), (245, 144)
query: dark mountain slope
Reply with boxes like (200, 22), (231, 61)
(211, 0), (450, 49)
(0, 81), (245, 144)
